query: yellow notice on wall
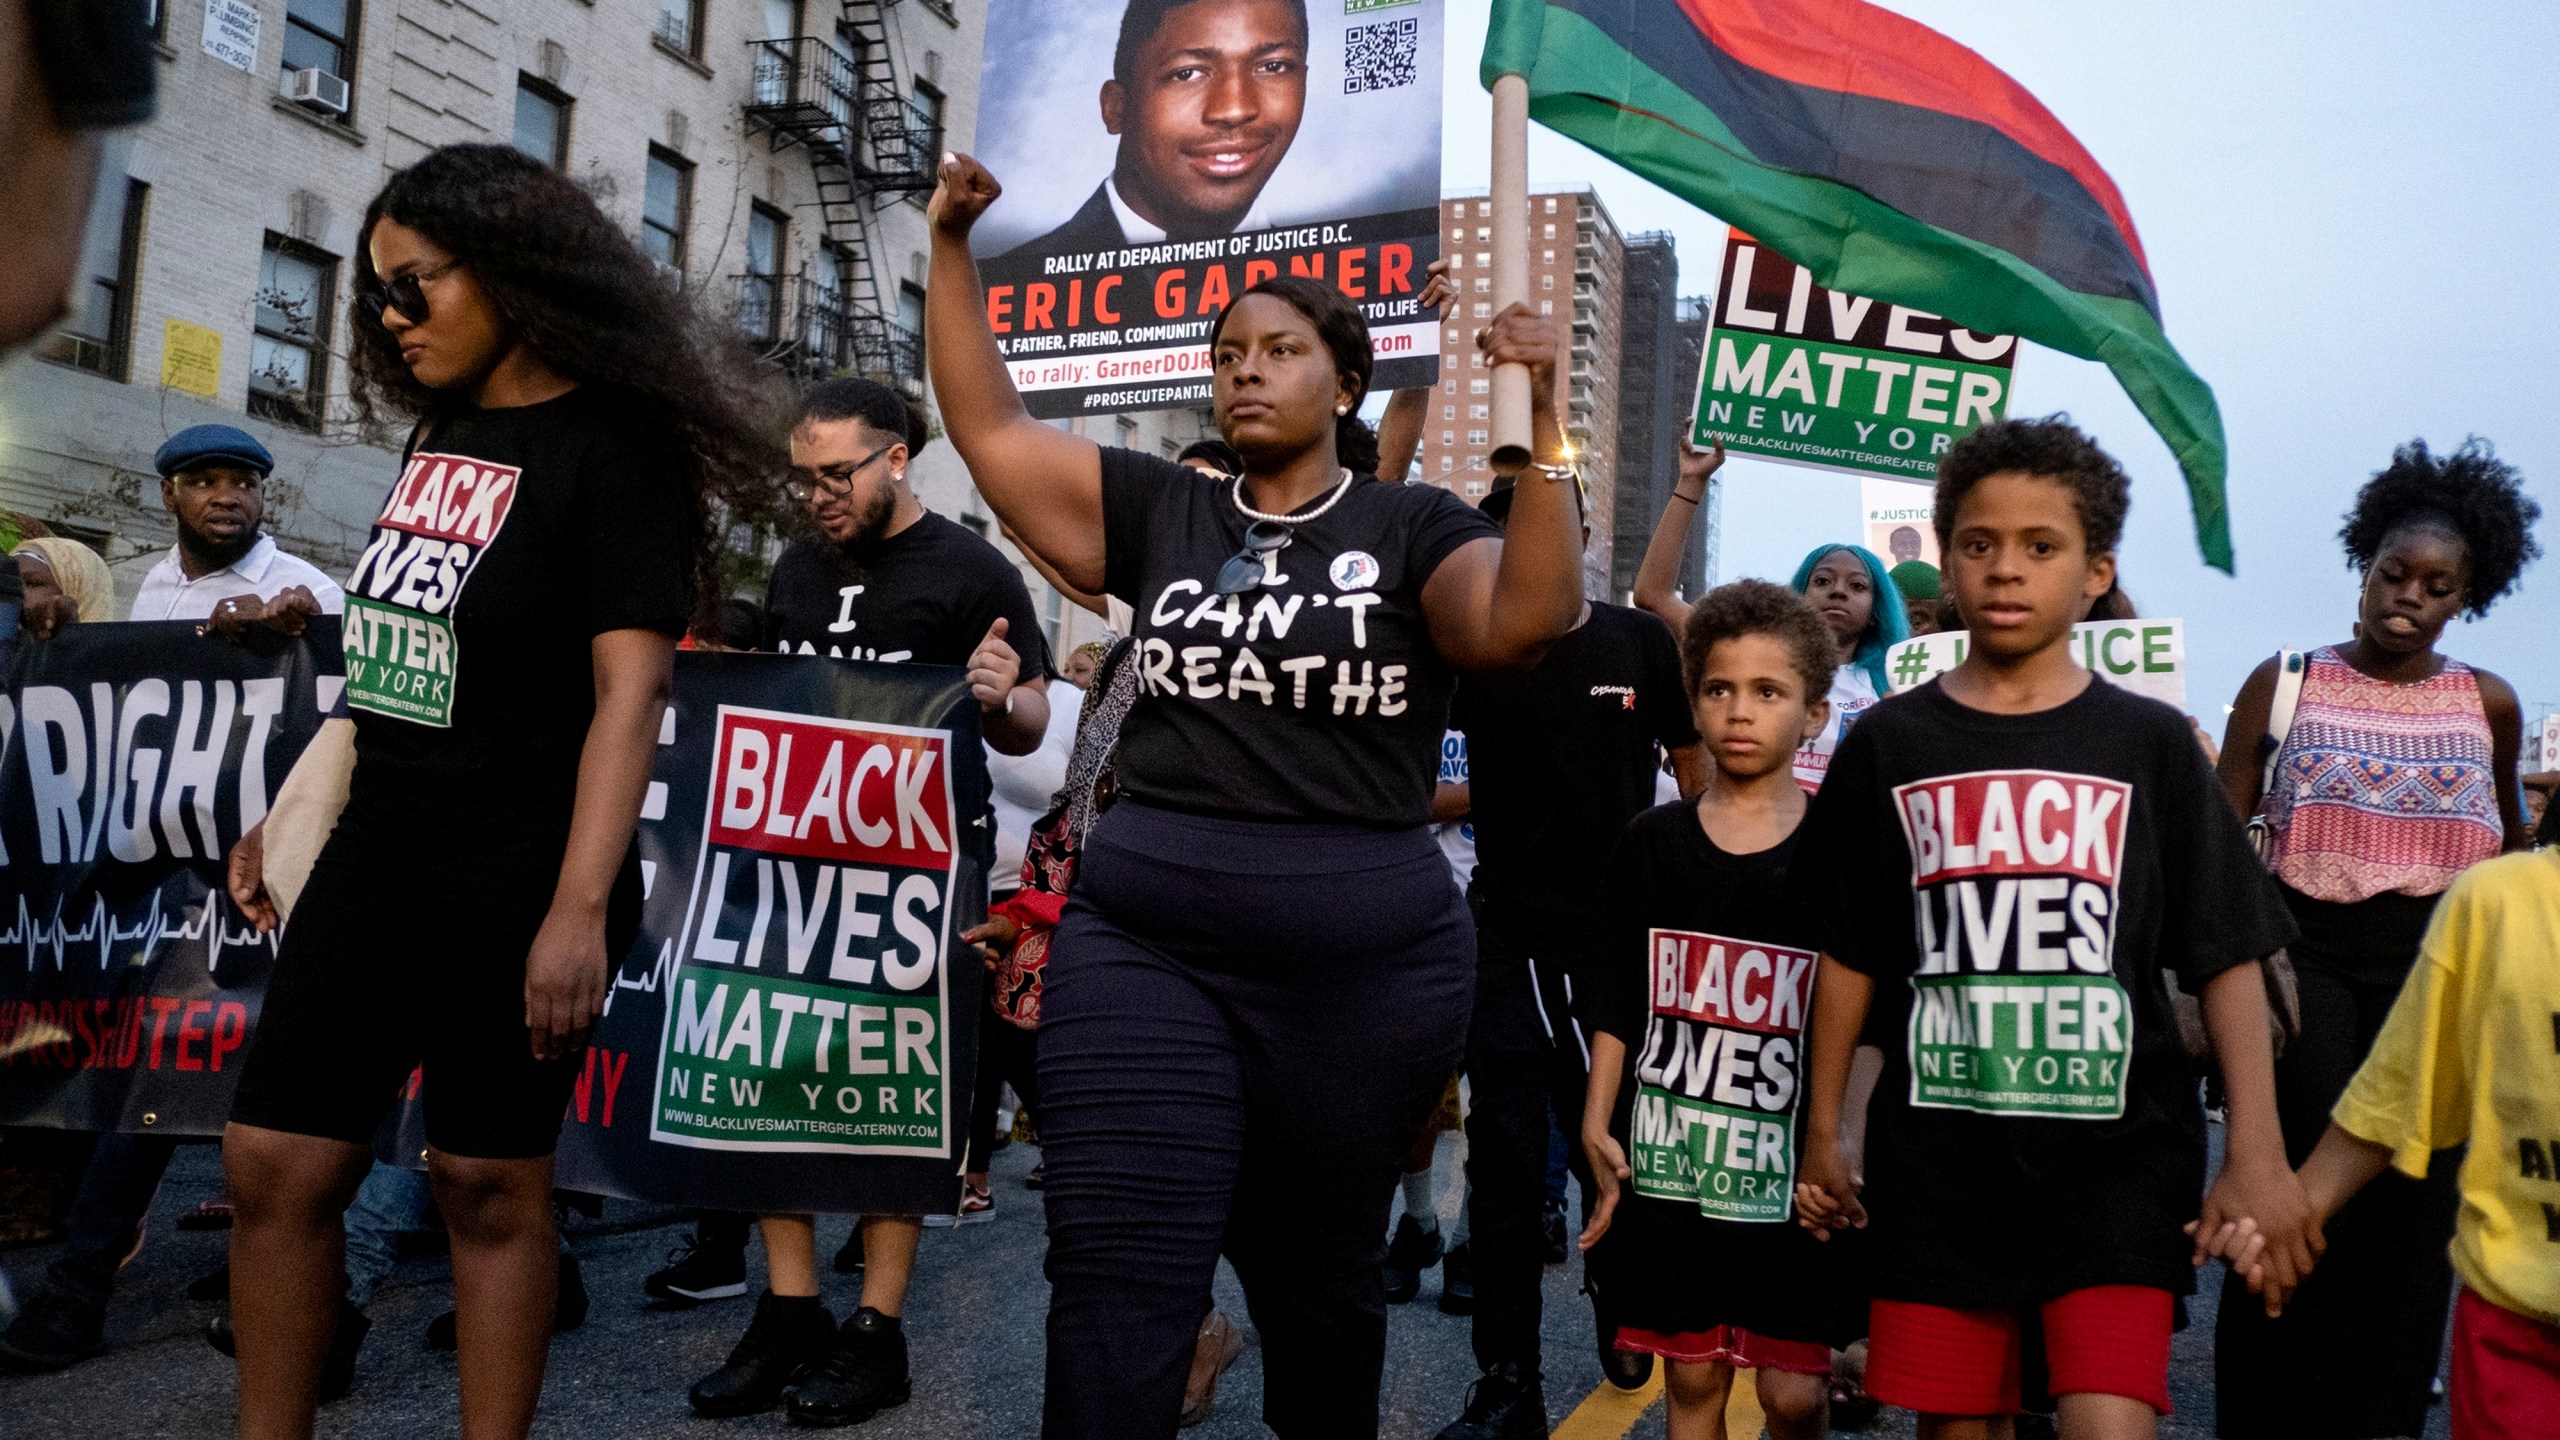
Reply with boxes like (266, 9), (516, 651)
(160, 318), (223, 398)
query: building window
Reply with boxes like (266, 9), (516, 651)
(1472, 276), (1489, 294)
(39, 177), (145, 379)
(1472, 302), (1490, 319)
(282, 0), (358, 85)
(1469, 352), (1483, 369)
(1469, 405), (1488, 421)
(1440, 430), (1453, 446)
(657, 0), (704, 57)
(1476, 201), (1490, 217)
(741, 202), (787, 341)
(1469, 379), (1489, 395)
(1474, 251), (1489, 268)
(1467, 429), (1489, 446)
(1117, 417), (1139, 449)
(1544, 197), (1558, 213)
(895, 283), (927, 380)
(1542, 223), (1556, 240)
(1440, 455), (1455, 473)
(1475, 226), (1491, 242)
(1542, 248), (1554, 264)
(1541, 274), (1555, 291)
(250, 235), (334, 431)
(1441, 405), (1453, 421)
(1465, 480), (1487, 496)
(908, 81), (945, 157)
(514, 77), (571, 168)
(1539, 300), (1552, 315)
(146, 0), (167, 39)
(643, 146), (692, 271)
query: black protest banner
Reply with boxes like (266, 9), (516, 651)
(0, 621), (339, 1133)
(548, 652), (990, 1217)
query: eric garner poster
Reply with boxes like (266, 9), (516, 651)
(969, 0), (1444, 418)
(0, 622), (337, 1134)
(554, 652), (991, 1216)
(1695, 230), (2018, 480)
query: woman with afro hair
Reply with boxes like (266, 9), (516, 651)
(2212, 437), (2540, 1440)
(218, 144), (784, 1438)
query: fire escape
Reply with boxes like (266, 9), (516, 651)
(740, 0), (941, 392)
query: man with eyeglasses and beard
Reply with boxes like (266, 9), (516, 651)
(686, 376), (1052, 1429)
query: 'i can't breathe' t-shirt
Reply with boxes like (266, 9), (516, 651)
(340, 387), (694, 830)
(1099, 450), (1499, 827)
(1786, 677), (2296, 1306)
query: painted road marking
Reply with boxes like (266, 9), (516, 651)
(1550, 1370), (1768, 1440)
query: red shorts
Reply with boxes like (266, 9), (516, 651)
(1867, 1286), (2172, 1417)
(2451, 1286), (2560, 1440)
(1616, 1325), (1833, 1376)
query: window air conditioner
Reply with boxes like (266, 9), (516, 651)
(281, 67), (350, 116)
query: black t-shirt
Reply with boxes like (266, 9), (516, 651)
(1453, 603), (1696, 917)
(342, 387), (694, 832)
(761, 512), (1050, 680)
(1099, 450), (1499, 826)
(1786, 677), (2297, 1307)
(1584, 802), (1862, 1345)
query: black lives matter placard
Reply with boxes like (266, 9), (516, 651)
(0, 623), (337, 1132)
(970, 0), (1445, 418)
(550, 653), (991, 1216)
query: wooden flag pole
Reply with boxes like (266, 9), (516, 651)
(1488, 72), (1532, 473)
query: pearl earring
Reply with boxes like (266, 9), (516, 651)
(1336, 404), (1349, 416)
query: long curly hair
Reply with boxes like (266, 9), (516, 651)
(2339, 438), (2541, 617)
(348, 145), (788, 616)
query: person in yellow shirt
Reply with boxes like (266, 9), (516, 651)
(2216, 845), (2560, 1439)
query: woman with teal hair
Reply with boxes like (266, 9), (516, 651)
(1785, 541), (1910, 790)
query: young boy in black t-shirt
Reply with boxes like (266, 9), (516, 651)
(1789, 419), (2314, 1440)
(1580, 580), (1863, 1440)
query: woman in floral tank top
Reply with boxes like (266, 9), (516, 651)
(2212, 440), (2539, 1440)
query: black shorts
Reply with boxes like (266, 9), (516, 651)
(229, 810), (643, 1160)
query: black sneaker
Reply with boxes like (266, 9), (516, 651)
(1437, 1241), (1476, 1316)
(1596, 1333), (1652, 1391)
(1382, 1215), (1443, 1305)
(427, 1251), (586, 1351)
(690, 1292), (838, 1418)
(646, 1232), (749, 1307)
(1433, 1362), (1548, 1440)
(1541, 1203), (1570, 1266)
(832, 1226), (866, 1276)
(0, 1289), (103, 1372)
(206, 1299), (369, 1403)
(787, 1306), (912, 1427)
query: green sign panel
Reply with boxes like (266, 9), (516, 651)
(1692, 232), (2019, 479)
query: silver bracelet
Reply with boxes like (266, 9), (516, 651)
(1533, 460), (1578, 484)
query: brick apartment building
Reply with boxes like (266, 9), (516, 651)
(1416, 187), (1625, 600)
(0, 0), (1193, 658)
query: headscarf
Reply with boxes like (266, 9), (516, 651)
(14, 537), (115, 623)
(1789, 542), (1911, 697)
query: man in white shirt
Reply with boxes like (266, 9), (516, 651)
(129, 424), (343, 621)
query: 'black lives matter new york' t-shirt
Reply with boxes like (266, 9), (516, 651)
(1099, 450), (1500, 827)
(341, 387), (694, 830)
(1453, 603), (1697, 918)
(1584, 803), (1860, 1346)
(761, 512), (1050, 679)
(1787, 678), (2296, 1306)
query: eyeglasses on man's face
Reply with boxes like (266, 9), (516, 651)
(782, 442), (897, 505)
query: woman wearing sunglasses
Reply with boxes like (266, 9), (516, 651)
(220, 143), (780, 1439)
(926, 154), (1583, 1439)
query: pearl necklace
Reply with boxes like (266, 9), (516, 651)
(1230, 469), (1354, 525)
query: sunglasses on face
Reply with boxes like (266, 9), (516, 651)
(357, 259), (462, 328)
(782, 443), (897, 505)
(1212, 521), (1295, 596)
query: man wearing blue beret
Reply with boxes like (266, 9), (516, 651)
(129, 424), (343, 622)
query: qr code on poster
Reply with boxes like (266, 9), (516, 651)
(1344, 17), (1419, 94)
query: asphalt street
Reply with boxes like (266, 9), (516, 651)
(0, 1130), (2452, 1439)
